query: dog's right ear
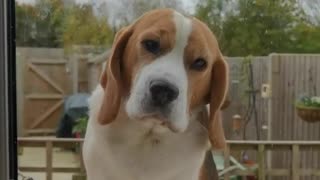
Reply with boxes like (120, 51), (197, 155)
(98, 27), (133, 125)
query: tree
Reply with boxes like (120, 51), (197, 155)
(62, 3), (114, 53)
(16, 3), (38, 46)
(290, 23), (320, 53)
(34, 0), (65, 47)
(195, 0), (320, 56)
(194, 0), (226, 42)
(16, 0), (65, 47)
(224, 0), (304, 56)
(16, 1), (114, 50)
(108, 0), (184, 29)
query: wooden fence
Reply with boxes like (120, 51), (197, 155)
(224, 56), (269, 141)
(17, 48), (320, 142)
(268, 54), (320, 142)
(17, 48), (320, 180)
(268, 54), (320, 180)
(18, 137), (86, 180)
(17, 48), (70, 136)
(224, 141), (320, 180)
(225, 54), (320, 180)
(16, 47), (106, 136)
(18, 138), (320, 180)
(223, 54), (320, 141)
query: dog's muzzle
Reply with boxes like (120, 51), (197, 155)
(149, 79), (179, 107)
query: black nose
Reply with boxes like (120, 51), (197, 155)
(149, 80), (179, 106)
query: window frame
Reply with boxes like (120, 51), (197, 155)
(0, 0), (17, 179)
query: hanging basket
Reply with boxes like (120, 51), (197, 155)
(296, 106), (320, 123)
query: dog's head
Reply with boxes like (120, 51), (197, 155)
(98, 9), (228, 149)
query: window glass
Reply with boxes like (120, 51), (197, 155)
(15, 1), (320, 180)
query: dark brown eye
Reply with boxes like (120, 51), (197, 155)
(142, 40), (160, 54)
(190, 58), (207, 71)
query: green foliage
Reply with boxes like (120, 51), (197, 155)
(195, 0), (224, 40)
(290, 23), (320, 53)
(16, 1), (114, 50)
(295, 96), (320, 109)
(113, 0), (184, 28)
(16, 0), (65, 47)
(195, 0), (320, 56)
(16, 4), (36, 46)
(72, 116), (89, 138)
(35, 0), (65, 47)
(62, 4), (114, 53)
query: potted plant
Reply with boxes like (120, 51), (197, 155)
(72, 116), (89, 167)
(295, 96), (320, 122)
(72, 116), (89, 138)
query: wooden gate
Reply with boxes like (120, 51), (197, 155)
(22, 53), (72, 136)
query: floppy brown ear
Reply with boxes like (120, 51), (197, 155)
(98, 27), (133, 125)
(208, 54), (229, 150)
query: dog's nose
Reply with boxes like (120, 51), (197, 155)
(150, 80), (179, 106)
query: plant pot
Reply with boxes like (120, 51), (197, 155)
(75, 132), (81, 138)
(296, 106), (320, 123)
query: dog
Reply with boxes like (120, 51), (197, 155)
(83, 9), (229, 180)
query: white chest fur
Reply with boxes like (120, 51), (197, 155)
(83, 86), (210, 180)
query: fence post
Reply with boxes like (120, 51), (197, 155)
(71, 55), (79, 93)
(258, 144), (265, 180)
(72, 141), (87, 180)
(266, 54), (273, 170)
(292, 144), (300, 180)
(79, 142), (85, 173)
(224, 144), (230, 180)
(46, 141), (53, 180)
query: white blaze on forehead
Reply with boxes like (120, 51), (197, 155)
(173, 11), (192, 53)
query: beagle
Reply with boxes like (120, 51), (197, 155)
(83, 9), (229, 180)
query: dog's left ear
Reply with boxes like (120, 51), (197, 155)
(98, 27), (133, 125)
(208, 53), (229, 150)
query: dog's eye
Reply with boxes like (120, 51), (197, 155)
(190, 58), (207, 71)
(142, 40), (160, 54)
